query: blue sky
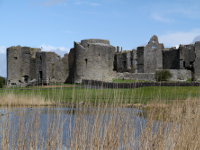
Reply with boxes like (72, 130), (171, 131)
(1, 0), (200, 77)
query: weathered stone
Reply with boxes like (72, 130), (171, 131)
(156, 69), (191, 81)
(114, 50), (136, 73)
(66, 39), (116, 83)
(194, 42), (200, 80)
(35, 52), (69, 84)
(143, 35), (164, 73)
(116, 72), (155, 81)
(179, 44), (195, 69)
(7, 46), (41, 87)
(163, 47), (180, 69)
(137, 46), (144, 73)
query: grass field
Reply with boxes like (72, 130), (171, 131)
(1, 85), (200, 105)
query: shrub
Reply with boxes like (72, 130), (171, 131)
(0, 76), (5, 88)
(186, 78), (192, 82)
(155, 70), (172, 81)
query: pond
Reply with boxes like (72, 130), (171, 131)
(0, 106), (150, 150)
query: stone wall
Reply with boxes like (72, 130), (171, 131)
(144, 35), (164, 73)
(116, 69), (191, 82)
(156, 69), (191, 81)
(137, 46), (144, 73)
(132, 50), (137, 72)
(170, 69), (191, 81)
(194, 42), (200, 80)
(163, 48), (180, 69)
(82, 79), (200, 89)
(36, 52), (69, 84)
(114, 50), (136, 73)
(180, 44), (195, 69)
(66, 39), (116, 83)
(116, 72), (155, 81)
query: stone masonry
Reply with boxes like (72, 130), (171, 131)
(143, 35), (164, 73)
(194, 42), (200, 80)
(7, 46), (41, 87)
(114, 49), (137, 73)
(36, 52), (68, 85)
(66, 39), (116, 83)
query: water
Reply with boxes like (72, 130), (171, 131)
(0, 107), (147, 150)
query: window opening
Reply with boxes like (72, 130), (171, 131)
(152, 46), (156, 50)
(123, 61), (126, 69)
(23, 75), (29, 83)
(39, 71), (43, 79)
(183, 61), (185, 68)
(85, 59), (88, 65)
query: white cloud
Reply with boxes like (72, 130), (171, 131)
(150, 2), (200, 23)
(151, 13), (172, 23)
(0, 46), (6, 54)
(158, 29), (200, 47)
(42, 0), (67, 6)
(0, 52), (6, 78)
(0, 46), (7, 77)
(40, 44), (70, 57)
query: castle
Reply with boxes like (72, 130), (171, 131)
(6, 36), (200, 87)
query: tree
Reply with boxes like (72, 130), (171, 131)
(0, 76), (5, 88)
(155, 70), (172, 82)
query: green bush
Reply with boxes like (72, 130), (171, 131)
(186, 78), (192, 82)
(155, 70), (172, 82)
(0, 76), (5, 88)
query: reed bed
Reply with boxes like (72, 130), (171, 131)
(0, 86), (200, 149)
(0, 92), (53, 106)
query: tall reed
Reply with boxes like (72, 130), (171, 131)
(0, 92), (53, 106)
(0, 86), (200, 149)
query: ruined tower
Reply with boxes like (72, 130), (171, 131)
(7, 46), (41, 87)
(193, 42), (200, 80)
(67, 39), (116, 83)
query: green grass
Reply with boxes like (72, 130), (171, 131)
(1, 86), (200, 104)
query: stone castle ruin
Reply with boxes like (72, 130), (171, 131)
(115, 35), (200, 81)
(6, 36), (200, 87)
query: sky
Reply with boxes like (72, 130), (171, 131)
(1, 0), (200, 77)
